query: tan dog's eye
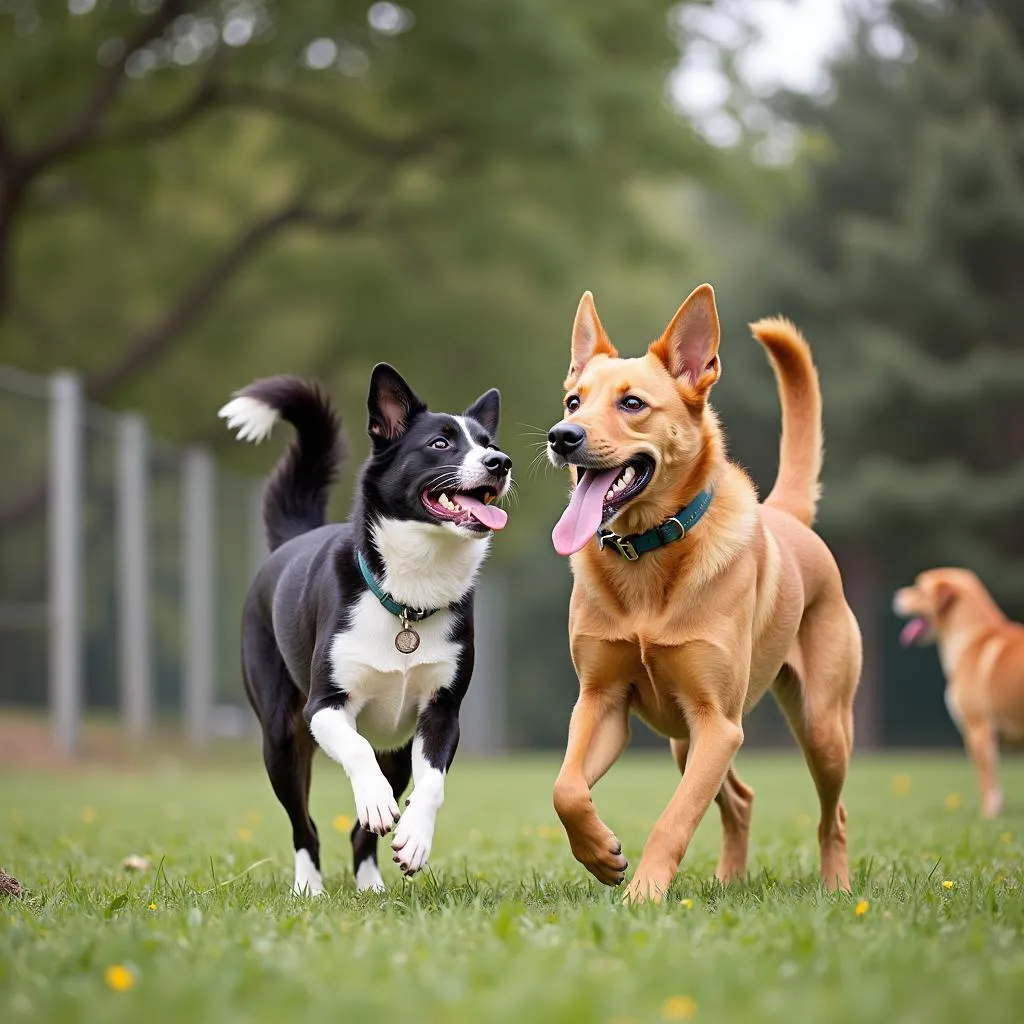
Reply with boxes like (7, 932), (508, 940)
(619, 395), (646, 412)
(565, 395), (581, 412)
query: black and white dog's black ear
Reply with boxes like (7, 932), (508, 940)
(367, 363), (426, 444)
(464, 388), (501, 438)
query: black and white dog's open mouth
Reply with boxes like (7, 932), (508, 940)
(420, 487), (508, 531)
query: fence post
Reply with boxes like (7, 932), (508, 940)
(117, 413), (151, 739)
(48, 371), (83, 756)
(183, 448), (215, 748)
(461, 573), (507, 755)
(248, 480), (267, 580)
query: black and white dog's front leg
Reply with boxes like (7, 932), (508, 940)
(304, 657), (401, 837)
(391, 692), (462, 876)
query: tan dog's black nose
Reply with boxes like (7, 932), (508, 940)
(548, 423), (585, 457)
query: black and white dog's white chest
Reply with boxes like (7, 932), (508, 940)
(329, 593), (462, 750)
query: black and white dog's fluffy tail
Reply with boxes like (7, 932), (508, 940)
(219, 377), (345, 552)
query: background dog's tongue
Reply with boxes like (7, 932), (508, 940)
(455, 494), (508, 530)
(551, 468), (620, 556)
(899, 618), (928, 646)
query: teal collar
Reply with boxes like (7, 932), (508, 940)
(356, 551), (442, 622)
(597, 489), (713, 561)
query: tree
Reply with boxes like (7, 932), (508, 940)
(709, 0), (1024, 744)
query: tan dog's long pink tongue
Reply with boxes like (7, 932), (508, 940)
(899, 618), (928, 646)
(552, 468), (619, 557)
(455, 494), (508, 530)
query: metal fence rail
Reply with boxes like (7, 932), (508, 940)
(0, 366), (508, 757)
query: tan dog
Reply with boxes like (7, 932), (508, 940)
(546, 284), (862, 902)
(894, 569), (1024, 818)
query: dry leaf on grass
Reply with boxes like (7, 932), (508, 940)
(0, 867), (23, 896)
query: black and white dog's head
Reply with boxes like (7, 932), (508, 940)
(361, 364), (513, 541)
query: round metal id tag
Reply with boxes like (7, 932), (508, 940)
(395, 612), (420, 654)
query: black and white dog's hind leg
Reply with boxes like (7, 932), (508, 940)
(391, 688), (464, 876)
(243, 613), (324, 896)
(351, 746), (412, 892)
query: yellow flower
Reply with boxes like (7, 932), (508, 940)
(795, 813), (812, 828)
(679, 898), (694, 909)
(944, 793), (961, 811)
(854, 899), (869, 916)
(80, 806), (97, 824)
(536, 825), (558, 839)
(1000, 832), (1013, 844)
(236, 828), (252, 842)
(662, 995), (698, 1020)
(890, 774), (911, 797)
(104, 964), (135, 992)
(147, 902), (156, 911)
(244, 809), (263, 826)
(942, 880), (954, 890)
(332, 814), (352, 833)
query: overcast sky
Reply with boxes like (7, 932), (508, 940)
(673, 0), (867, 148)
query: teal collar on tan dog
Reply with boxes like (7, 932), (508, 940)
(596, 489), (713, 561)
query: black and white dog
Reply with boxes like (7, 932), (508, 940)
(219, 365), (512, 894)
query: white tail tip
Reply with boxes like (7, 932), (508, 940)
(218, 395), (279, 443)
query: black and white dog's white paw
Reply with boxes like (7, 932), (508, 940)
(292, 849), (325, 896)
(352, 770), (401, 836)
(355, 860), (387, 893)
(391, 803), (436, 876)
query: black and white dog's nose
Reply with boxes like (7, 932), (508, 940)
(548, 423), (586, 457)
(483, 451), (512, 476)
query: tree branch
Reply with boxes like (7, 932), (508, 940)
(216, 82), (452, 159)
(21, 0), (193, 173)
(84, 193), (374, 403)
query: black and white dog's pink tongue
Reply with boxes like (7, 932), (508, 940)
(551, 468), (620, 557)
(899, 617), (928, 646)
(455, 494), (508, 530)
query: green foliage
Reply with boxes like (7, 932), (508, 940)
(3, 754), (1024, 1022)
(712, 0), (1024, 605)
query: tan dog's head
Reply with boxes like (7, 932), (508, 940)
(892, 568), (982, 646)
(548, 284), (723, 556)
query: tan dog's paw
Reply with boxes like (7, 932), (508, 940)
(982, 790), (1003, 819)
(568, 825), (628, 886)
(622, 860), (674, 905)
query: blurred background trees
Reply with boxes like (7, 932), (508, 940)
(1, 0), (1021, 749)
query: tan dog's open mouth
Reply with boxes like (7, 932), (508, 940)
(552, 454), (654, 556)
(899, 617), (932, 646)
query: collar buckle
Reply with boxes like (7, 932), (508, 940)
(657, 517), (685, 544)
(598, 531), (639, 561)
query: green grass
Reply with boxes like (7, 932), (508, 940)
(2, 752), (1024, 1023)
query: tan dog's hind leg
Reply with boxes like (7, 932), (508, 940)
(553, 686), (631, 885)
(962, 719), (1002, 818)
(671, 739), (754, 883)
(774, 672), (853, 891)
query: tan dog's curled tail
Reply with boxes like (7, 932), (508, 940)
(749, 317), (822, 527)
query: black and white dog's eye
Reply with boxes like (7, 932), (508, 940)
(620, 395), (646, 412)
(430, 438), (449, 450)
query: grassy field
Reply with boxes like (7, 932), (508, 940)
(2, 751), (1023, 1024)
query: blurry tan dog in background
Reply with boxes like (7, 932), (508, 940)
(546, 283), (861, 903)
(894, 569), (1024, 818)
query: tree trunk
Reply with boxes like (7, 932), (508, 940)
(837, 543), (882, 750)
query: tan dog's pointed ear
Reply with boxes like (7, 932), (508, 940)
(568, 291), (617, 382)
(933, 580), (957, 616)
(649, 283), (721, 395)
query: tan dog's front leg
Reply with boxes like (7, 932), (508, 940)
(553, 685), (631, 885)
(625, 711), (743, 904)
(963, 719), (1002, 818)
